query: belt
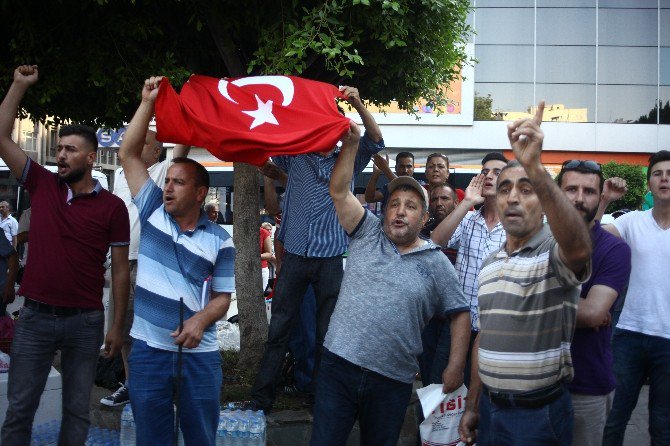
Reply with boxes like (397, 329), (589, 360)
(485, 382), (564, 409)
(24, 298), (96, 317)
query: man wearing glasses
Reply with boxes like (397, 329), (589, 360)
(601, 150), (670, 445)
(556, 160), (631, 446)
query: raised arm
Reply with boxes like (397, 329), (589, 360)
(364, 164), (384, 204)
(596, 177), (627, 222)
(340, 86), (382, 143)
(0, 66), (37, 179)
(119, 77), (162, 197)
(330, 121), (364, 234)
(172, 143), (191, 159)
(431, 174), (484, 246)
(508, 102), (591, 274)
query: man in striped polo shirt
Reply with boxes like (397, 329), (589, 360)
(119, 76), (235, 445)
(459, 102), (592, 446)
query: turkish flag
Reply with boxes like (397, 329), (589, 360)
(155, 75), (351, 166)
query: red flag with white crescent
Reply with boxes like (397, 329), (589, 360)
(155, 75), (351, 166)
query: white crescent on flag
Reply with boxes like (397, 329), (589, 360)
(218, 76), (295, 130)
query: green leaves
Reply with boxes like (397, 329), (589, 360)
(601, 162), (647, 213)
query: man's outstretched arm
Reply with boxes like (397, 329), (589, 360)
(340, 86), (382, 143)
(0, 66), (37, 179)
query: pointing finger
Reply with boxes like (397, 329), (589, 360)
(533, 101), (545, 126)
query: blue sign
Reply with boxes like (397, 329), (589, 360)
(97, 128), (126, 148)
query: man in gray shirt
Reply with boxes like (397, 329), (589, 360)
(309, 121), (470, 446)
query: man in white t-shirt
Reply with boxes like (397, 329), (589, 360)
(601, 150), (670, 445)
(100, 130), (190, 406)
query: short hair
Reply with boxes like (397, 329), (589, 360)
(497, 160), (523, 185)
(482, 152), (508, 165)
(396, 152), (415, 162)
(172, 157), (210, 189)
(204, 202), (219, 212)
(0, 201), (10, 210)
(59, 124), (98, 152)
(648, 150), (670, 181)
(430, 184), (457, 202)
(426, 153), (449, 169)
(556, 160), (604, 193)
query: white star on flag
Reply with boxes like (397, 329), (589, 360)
(242, 94), (279, 130)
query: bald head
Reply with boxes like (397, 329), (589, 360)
(140, 130), (164, 168)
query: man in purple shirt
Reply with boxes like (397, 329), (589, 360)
(557, 160), (631, 446)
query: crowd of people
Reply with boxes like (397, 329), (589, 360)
(0, 64), (667, 446)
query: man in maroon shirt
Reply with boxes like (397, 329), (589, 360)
(0, 65), (130, 445)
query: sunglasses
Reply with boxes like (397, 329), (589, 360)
(561, 160), (601, 172)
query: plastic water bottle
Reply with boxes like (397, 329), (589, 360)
(120, 404), (136, 446)
(216, 411), (228, 446)
(238, 410), (250, 445)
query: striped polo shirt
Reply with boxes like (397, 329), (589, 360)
(273, 133), (384, 257)
(130, 179), (235, 353)
(477, 226), (589, 393)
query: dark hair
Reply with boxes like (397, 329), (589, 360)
(396, 152), (415, 162)
(430, 184), (457, 201)
(426, 153), (449, 169)
(59, 124), (98, 152)
(172, 157), (210, 189)
(648, 150), (670, 181)
(556, 160), (604, 193)
(496, 160), (522, 185)
(482, 152), (508, 166)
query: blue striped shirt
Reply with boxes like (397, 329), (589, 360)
(274, 133), (384, 257)
(130, 179), (235, 353)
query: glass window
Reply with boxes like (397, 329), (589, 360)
(535, 84), (595, 122)
(475, 45), (534, 83)
(599, 9), (657, 46)
(662, 47), (670, 86)
(476, 0), (533, 6)
(660, 87), (670, 124)
(537, 0), (595, 6)
(474, 83), (534, 119)
(536, 8), (596, 45)
(662, 9), (670, 47)
(536, 46), (596, 84)
(599, 0), (658, 7)
(474, 8), (534, 44)
(597, 85), (659, 123)
(599, 46), (658, 85)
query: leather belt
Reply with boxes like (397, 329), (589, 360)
(24, 298), (96, 317)
(485, 381), (564, 409)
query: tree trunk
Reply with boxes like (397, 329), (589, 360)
(232, 163), (268, 372)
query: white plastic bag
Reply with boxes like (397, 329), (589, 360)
(417, 383), (467, 446)
(216, 320), (240, 351)
(0, 351), (10, 373)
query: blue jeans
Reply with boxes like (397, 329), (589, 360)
(128, 340), (222, 446)
(603, 329), (670, 446)
(252, 253), (343, 410)
(477, 386), (573, 446)
(1, 306), (104, 446)
(310, 349), (413, 446)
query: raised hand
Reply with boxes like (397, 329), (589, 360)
(372, 153), (389, 173)
(142, 76), (164, 102)
(338, 85), (363, 109)
(14, 65), (39, 87)
(507, 101), (545, 168)
(602, 177), (628, 204)
(464, 173), (486, 206)
(340, 119), (361, 150)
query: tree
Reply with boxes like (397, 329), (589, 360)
(474, 93), (501, 121)
(635, 100), (670, 124)
(601, 162), (647, 213)
(1, 0), (472, 371)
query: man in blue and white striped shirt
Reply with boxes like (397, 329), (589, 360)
(252, 85), (384, 412)
(119, 76), (235, 446)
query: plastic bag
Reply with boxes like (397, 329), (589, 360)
(0, 351), (10, 373)
(216, 320), (240, 351)
(418, 383), (467, 446)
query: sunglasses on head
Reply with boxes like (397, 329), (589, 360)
(561, 160), (601, 172)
